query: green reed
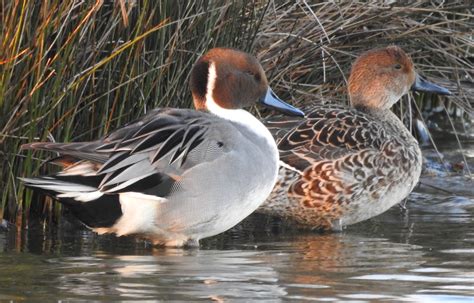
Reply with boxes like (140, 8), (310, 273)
(0, 0), (269, 220)
(1, 0), (472, 222)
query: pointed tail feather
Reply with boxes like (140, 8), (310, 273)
(20, 176), (100, 200)
(20, 176), (122, 228)
(21, 141), (110, 163)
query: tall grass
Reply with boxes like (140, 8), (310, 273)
(254, 0), (473, 178)
(0, 0), (268, 220)
(1, 1), (472, 222)
(255, 1), (473, 113)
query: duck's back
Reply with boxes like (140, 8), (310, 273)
(260, 103), (422, 230)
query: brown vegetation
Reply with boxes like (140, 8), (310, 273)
(0, 0), (472, 220)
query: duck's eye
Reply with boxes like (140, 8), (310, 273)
(246, 71), (261, 82)
(394, 64), (402, 70)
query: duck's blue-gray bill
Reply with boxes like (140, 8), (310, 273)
(259, 88), (305, 117)
(411, 75), (451, 95)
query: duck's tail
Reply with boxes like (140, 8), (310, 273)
(21, 141), (109, 164)
(20, 172), (123, 229)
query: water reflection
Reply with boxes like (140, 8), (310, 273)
(0, 187), (473, 301)
(47, 251), (286, 300)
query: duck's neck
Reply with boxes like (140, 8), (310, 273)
(203, 62), (271, 139)
(203, 61), (255, 125)
(355, 104), (416, 145)
(207, 98), (276, 145)
(202, 62), (276, 156)
(355, 104), (393, 120)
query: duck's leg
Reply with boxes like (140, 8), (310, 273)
(331, 219), (343, 232)
(398, 198), (409, 213)
(151, 235), (198, 248)
(184, 238), (200, 248)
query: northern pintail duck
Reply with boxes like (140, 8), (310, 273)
(259, 46), (451, 230)
(21, 48), (304, 247)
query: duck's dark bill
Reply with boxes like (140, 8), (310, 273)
(411, 75), (452, 95)
(259, 88), (305, 117)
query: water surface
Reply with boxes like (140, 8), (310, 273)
(1, 182), (473, 302)
(1, 132), (473, 301)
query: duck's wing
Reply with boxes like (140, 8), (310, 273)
(264, 114), (304, 143)
(266, 104), (387, 172)
(22, 108), (231, 197)
(20, 108), (182, 164)
(95, 108), (233, 195)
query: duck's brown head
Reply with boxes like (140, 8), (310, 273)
(348, 46), (450, 111)
(190, 48), (304, 117)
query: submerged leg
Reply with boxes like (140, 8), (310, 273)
(151, 235), (199, 248)
(398, 198), (409, 213)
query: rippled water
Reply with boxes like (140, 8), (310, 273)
(1, 180), (473, 302)
(1, 132), (473, 301)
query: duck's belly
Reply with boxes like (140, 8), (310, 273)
(338, 147), (423, 226)
(154, 149), (278, 241)
(259, 148), (422, 230)
(337, 172), (419, 226)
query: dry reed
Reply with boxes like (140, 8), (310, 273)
(0, 0), (472, 221)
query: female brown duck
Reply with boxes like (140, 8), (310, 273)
(259, 46), (451, 230)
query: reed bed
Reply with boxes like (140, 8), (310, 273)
(256, 1), (473, 112)
(0, 0), (268, 220)
(0, 0), (472, 221)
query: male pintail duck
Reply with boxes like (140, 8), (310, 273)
(259, 46), (451, 230)
(21, 48), (304, 247)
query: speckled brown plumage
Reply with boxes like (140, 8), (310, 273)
(262, 103), (421, 230)
(258, 46), (451, 230)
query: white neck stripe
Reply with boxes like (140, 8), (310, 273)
(205, 62), (238, 120)
(205, 62), (217, 108)
(203, 62), (276, 154)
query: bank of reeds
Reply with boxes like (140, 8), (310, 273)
(0, 0), (269, 220)
(255, 1), (473, 113)
(254, 0), (473, 179)
(1, 0), (472, 221)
